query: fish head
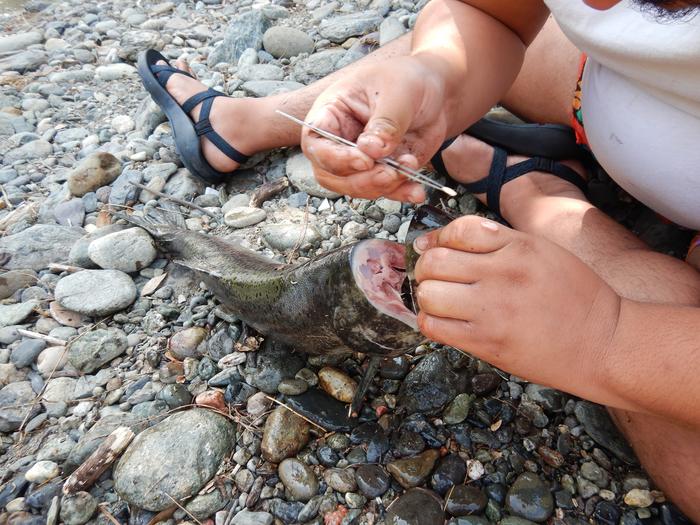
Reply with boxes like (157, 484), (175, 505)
(329, 239), (426, 357)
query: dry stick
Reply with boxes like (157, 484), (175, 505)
(63, 426), (135, 495)
(129, 182), (218, 218)
(48, 263), (84, 274)
(16, 329), (66, 346)
(98, 504), (123, 525)
(263, 394), (328, 433)
(249, 177), (289, 208)
(164, 493), (203, 525)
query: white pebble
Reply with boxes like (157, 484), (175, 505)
(25, 460), (60, 483)
(466, 459), (485, 480)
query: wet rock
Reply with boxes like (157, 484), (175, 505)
(624, 488), (654, 508)
(0, 224), (82, 271)
(67, 328), (128, 373)
(261, 405), (310, 463)
(278, 378), (308, 395)
(0, 301), (37, 328)
(471, 372), (501, 395)
(224, 206), (267, 228)
(263, 26), (314, 58)
(505, 472), (554, 523)
(431, 454), (467, 496)
(195, 390), (226, 411)
(0, 381), (41, 431)
(67, 152), (121, 196)
(386, 488), (445, 525)
(443, 393), (474, 425)
(55, 269), (136, 316)
(244, 340), (304, 393)
(88, 228), (157, 272)
(25, 460), (59, 483)
(168, 326), (207, 360)
(278, 458), (318, 502)
(208, 10), (271, 66)
(524, 384), (564, 412)
(574, 401), (637, 464)
(60, 491), (97, 525)
(355, 464), (390, 498)
(387, 449), (440, 489)
(286, 151), (341, 198)
(324, 468), (357, 493)
(448, 518), (490, 525)
(318, 11), (384, 43)
(398, 352), (463, 414)
(318, 366), (357, 403)
(380, 356), (410, 379)
(114, 409), (235, 511)
(246, 391), (273, 417)
(445, 485), (488, 516)
(284, 388), (356, 432)
(594, 500), (622, 525)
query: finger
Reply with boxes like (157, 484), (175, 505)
(414, 215), (514, 255)
(383, 181), (426, 204)
(417, 311), (477, 350)
(303, 134), (375, 176)
(415, 279), (478, 319)
(313, 165), (406, 199)
(357, 89), (414, 159)
(414, 247), (494, 284)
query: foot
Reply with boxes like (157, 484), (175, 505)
(158, 59), (258, 173)
(439, 134), (588, 226)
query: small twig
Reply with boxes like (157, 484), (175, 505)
(263, 394), (327, 433)
(48, 263), (84, 274)
(16, 329), (66, 346)
(98, 504), (123, 525)
(249, 177), (289, 208)
(164, 493), (202, 525)
(129, 182), (217, 218)
(286, 196), (311, 263)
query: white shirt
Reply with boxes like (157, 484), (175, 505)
(545, 0), (700, 229)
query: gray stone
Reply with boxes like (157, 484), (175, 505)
(386, 488), (445, 525)
(0, 301), (37, 328)
(55, 269), (137, 316)
(318, 11), (383, 43)
(0, 32), (43, 53)
(262, 223), (321, 251)
(0, 225), (83, 270)
(379, 17), (406, 46)
(95, 63), (138, 81)
(88, 228), (157, 273)
(108, 169), (142, 206)
(0, 381), (41, 432)
(114, 409), (236, 511)
(292, 48), (346, 84)
(55, 128), (89, 144)
(208, 10), (271, 67)
(505, 472), (554, 523)
(10, 338), (45, 368)
(185, 490), (228, 520)
(241, 80), (304, 97)
(286, 151), (341, 198)
(0, 50), (48, 73)
(261, 405), (310, 463)
(0, 270), (38, 300)
(67, 152), (122, 197)
(231, 510), (273, 525)
(53, 198), (85, 227)
(69, 225), (128, 268)
(237, 64), (284, 82)
(118, 30), (163, 61)
(60, 492), (97, 525)
(278, 458), (318, 502)
(163, 169), (205, 200)
(67, 328), (128, 373)
(5, 138), (52, 163)
(224, 206), (267, 228)
(263, 26), (314, 58)
(398, 352), (465, 415)
(42, 377), (76, 417)
(574, 401), (637, 464)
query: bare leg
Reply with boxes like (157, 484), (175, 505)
(440, 18), (700, 522)
(160, 34), (412, 172)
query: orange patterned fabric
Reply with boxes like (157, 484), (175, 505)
(571, 53), (590, 147)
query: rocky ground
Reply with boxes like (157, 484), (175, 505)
(0, 0), (695, 524)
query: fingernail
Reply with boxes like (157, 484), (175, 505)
(361, 133), (385, 149)
(414, 235), (429, 253)
(410, 187), (426, 203)
(481, 219), (499, 231)
(351, 158), (369, 171)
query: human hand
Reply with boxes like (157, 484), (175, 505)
(413, 215), (622, 392)
(300, 56), (450, 203)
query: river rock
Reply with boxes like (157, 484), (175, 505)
(231, 510), (274, 525)
(168, 326), (207, 360)
(262, 223), (321, 251)
(0, 301), (37, 328)
(68, 224), (128, 268)
(398, 351), (464, 414)
(0, 31), (43, 53)
(431, 454), (467, 496)
(60, 491), (97, 525)
(118, 30), (163, 61)
(224, 206), (267, 228)
(88, 227), (157, 272)
(208, 9), (271, 67)
(386, 488), (445, 525)
(318, 11), (384, 43)
(387, 449), (440, 489)
(318, 366), (357, 403)
(67, 328), (128, 373)
(0, 224), (82, 271)
(36, 346), (68, 376)
(244, 340), (305, 393)
(324, 468), (357, 493)
(0, 270), (37, 299)
(379, 16), (406, 46)
(286, 151), (341, 198)
(114, 409), (235, 511)
(67, 152), (122, 196)
(0, 381), (41, 432)
(10, 338), (45, 368)
(505, 472), (554, 523)
(443, 393), (474, 425)
(55, 270), (137, 316)
(0, 50), (48, 73)
(283, 388), (355, 432)
(42, 377), (76, 417)
(355, 464), (390, 498)
(263, 26), (314, 58)
(574, 401), (637, 464)
(261, 405), (310, 463)
(25, 461), (59, 483)
(278, 458), (318, 502)
(241, 80), (305, 97)
(445, 485), (488, 516)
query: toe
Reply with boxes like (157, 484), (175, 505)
(173, 59), (196, 77)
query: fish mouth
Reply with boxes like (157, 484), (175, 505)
(351, 239), (418, 330)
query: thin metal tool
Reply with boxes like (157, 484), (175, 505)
(276, 110), (457, 197)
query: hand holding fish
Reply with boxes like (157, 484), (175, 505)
(300, 56), (450, 203)
(412, 215), (622, 403)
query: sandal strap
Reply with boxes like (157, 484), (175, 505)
(150, 63), (194, 86)
(181, 88), (222, 114)
(430, 136), (458, 179)
(192, 95), (250, 164)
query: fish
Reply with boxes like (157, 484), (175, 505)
(119, 205), (424, 359)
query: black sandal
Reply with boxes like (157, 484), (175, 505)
(431, 118), (590, 222)
(137, 49), (250, 185)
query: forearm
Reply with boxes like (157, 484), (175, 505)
(593, 299), (700, 430)
(411, 0), (546, 136)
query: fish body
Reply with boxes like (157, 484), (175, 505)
(130, 215), (422, 357)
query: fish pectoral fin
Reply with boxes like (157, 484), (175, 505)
(174, 260), (225, 278)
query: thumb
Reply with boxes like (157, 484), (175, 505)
(414, 215), (513, 254)
(357, 89), (414, 159)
